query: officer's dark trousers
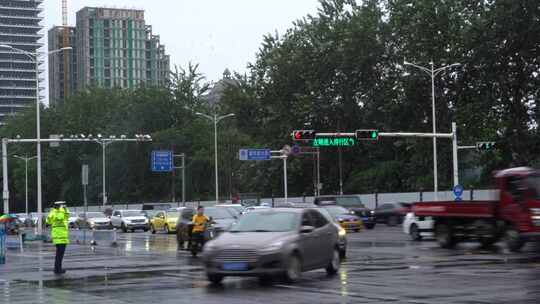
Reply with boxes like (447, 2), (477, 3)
(54, 244), (66, 273)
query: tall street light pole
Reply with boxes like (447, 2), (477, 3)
(0, 45), (72, 235)
(95, 139), (113, 206)
(195, 112), (235, 203)
(89, 134), (152, 206)
(404, 60), (461, 200)
(13, 155), (37, 214)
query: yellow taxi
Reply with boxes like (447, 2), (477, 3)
(150, 209), (180, 234)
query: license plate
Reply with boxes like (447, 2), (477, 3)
(222, 262), (248, 271)
(362, 217), (369, 221)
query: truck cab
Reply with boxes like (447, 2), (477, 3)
(495, 167), (540, 235)
(413, 167), (540, 251)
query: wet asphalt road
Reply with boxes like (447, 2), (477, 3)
(2, 226), (540, 304)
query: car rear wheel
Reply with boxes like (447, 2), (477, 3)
(326, 248), (340, 275)
(435, 222), (456, 249)
(475, 220), (497, 248)
(410, 224), (422, 241)
(207, 273), (223, 284)
(283, 255), (302, 283)
(121, 223), (127, 233)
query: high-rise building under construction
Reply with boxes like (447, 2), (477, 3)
(49, 7), (170, 104)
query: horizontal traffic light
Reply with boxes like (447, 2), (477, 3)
(291, 130), (316, 141)
(356, 129), (379, 140)
(476, 142), (496, 151)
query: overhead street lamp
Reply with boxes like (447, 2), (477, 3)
(1, 133), (149, 238)
(0, 44), (72, 234)
(403, 60), (461, 200)
(13, 155), (37, 215)
(194, 112), (235, 203)
(79, 134), (152, 206)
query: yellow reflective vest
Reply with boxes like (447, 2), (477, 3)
(46, 207), (70, 245)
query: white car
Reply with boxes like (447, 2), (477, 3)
(403, 212), (434, 241)
(68, 213), (79, 228)
(110, 210), (149, 232)
(243, 206), (271, 213)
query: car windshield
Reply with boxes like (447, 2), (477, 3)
(86, 212), (104, 218)
(224, 207), (240, 217)
(230, 211), (299, 232)
(205, 207), (234, 219)
(166, 211), (179, 218)
(317, 208), (337, 223)
(323, 206), (351, 217)
(122, 211), (143, 217)
(336, 196), (364, 207)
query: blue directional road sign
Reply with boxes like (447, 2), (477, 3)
(239, 149), (272, 161)
(151, 150), (173, 172)
(453, 184), (464, 201)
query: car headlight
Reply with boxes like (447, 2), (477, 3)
(531, 208), (540, 215)
(370, 210), (375, 214)
(338, 227), (346, 237)
(260, 241), (284, 252)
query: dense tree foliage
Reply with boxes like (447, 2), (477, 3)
(1, 0), (539, 211)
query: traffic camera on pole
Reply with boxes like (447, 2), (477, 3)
(355, 129), (379, 140)
(291, 130), (316, 141)
(476, 142), (496, 151)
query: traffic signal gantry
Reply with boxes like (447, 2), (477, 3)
(290, 123), (484, 196)
(291, 129), (379, 147)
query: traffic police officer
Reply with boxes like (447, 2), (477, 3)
(46, 201), (70, 274)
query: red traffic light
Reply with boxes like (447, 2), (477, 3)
(291, 130), (316, 141)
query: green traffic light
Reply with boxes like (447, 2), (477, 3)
(371, 131), (378, 139)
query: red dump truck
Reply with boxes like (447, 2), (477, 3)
(413, 167), (540, 252)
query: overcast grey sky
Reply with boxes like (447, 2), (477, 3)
(43, 0), (321, 83)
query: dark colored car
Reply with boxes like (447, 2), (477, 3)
(142, 203), (172, 211)
(202, 208), (341, 284)
(374, 202), (412, 226)
(320, 205), (363, 232)
(314, 195), (376, 229)
(176, 207), (196, 249)
(272, 202), (347, 258)
(176, 206), (237, 249)
(204, 206), (238, 235)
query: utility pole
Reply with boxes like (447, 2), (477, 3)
(194, 112), (235, 203)
(404, 61), (461, 200)
(173, 153), (186, 206)
(13, 155), (37, 214)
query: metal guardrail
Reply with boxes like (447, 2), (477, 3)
(69, 229), (118, 246)
(91, 229), (118, 246)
